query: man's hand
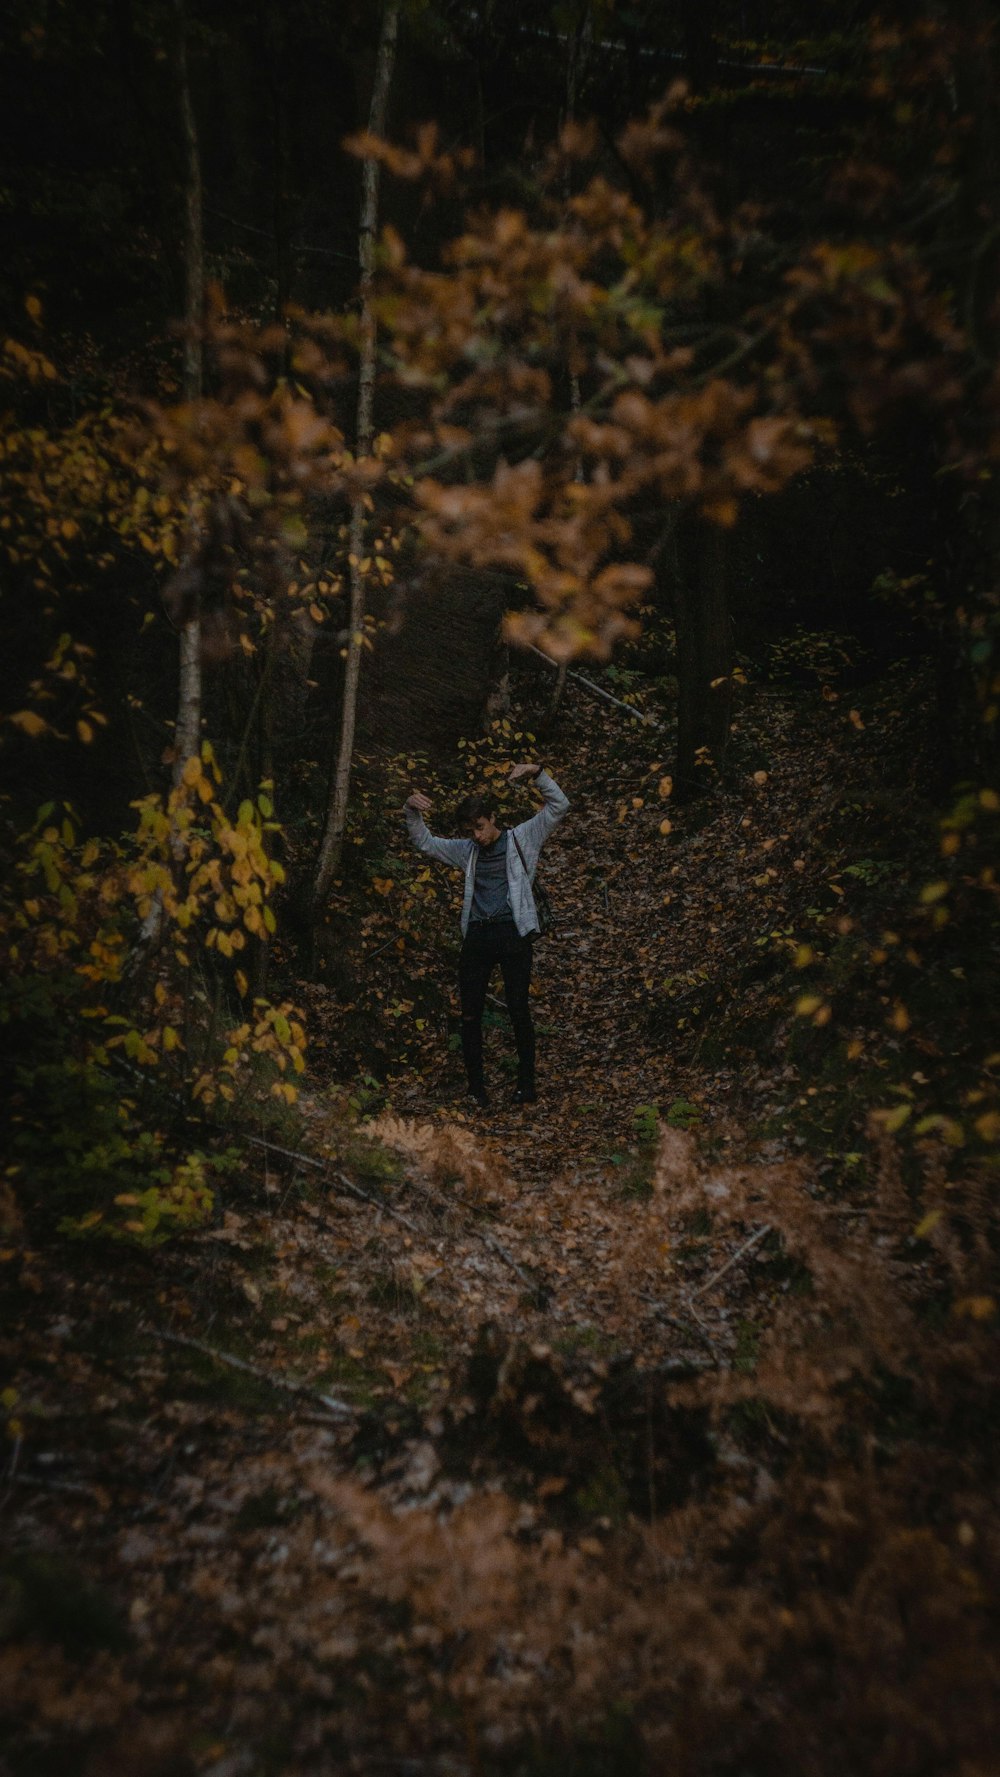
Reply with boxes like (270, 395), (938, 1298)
(508, 761), (540, 783)
(405, 791), (432, 813)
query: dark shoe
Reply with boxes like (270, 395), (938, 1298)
(468, 1085), (490, 1110)
(512, 1086), (537, 1106)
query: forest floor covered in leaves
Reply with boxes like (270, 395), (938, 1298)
(3, 658), (999, 1777)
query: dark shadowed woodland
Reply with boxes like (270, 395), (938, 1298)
(2, 1), (1000, 1772)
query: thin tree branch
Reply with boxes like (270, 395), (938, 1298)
(241, 1131), (422, 1233)
(335, 1169), (421, 1232)
(204, 204), (359, 263)
(693, 1223), (772, 1297)
(9, 1472), (102, 1501)
(392, 1169), (541, 1296)
(640, 1299), (721, 1359)
(148, 1326), (354, 1417)
(526, 643), (665, 726)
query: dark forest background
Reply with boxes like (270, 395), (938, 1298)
(2, 4), (1000, 1774)
(3, 0), (986, 823)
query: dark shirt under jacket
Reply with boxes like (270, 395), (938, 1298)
(470, 831), (511, 924)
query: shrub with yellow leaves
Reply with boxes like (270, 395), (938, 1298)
(1, 745), (306, 1241)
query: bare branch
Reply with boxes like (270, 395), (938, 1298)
(693, 1223), (772, 1297)
(148, 1327), (355, 1417)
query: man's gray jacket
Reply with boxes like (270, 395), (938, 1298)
(404, 772), (569, 937)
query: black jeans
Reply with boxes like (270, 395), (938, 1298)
(459, 918), (535, 1093)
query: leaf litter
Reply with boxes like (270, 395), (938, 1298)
(2, 661), (999, 1775)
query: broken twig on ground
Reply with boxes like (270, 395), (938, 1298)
(693, 1223), (772, 1297)
(149, 1327), (355, 1418)
(241, 1132), (422, 1233)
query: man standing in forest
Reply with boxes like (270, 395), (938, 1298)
(404, 763), (569, 1109)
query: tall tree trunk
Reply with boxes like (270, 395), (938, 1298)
(173, 0), (204, 784)
(671, 517), (732, 798)
(680, 0), (718, 95)
(548, 5), (591, 726)
(943, 0), (1000, 780)
(258, 1), (291, 327)
(312, 0), (400, 911)
(138, 0), (204, 952)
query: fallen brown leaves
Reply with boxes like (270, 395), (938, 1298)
(3, 668), (999, 1775)
(5, 1093), (997, 1773)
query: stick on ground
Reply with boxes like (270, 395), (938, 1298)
(149, 1327), (355, 1418)
(693, 1223), (772, 1297)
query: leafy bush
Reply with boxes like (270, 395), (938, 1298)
(1, 769), (306, 1240)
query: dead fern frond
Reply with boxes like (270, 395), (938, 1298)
(366, 1112), (511, 1204)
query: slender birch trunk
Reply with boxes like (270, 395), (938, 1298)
(173, 0), (204, 784)
(312, 0), (399, 910)
(139, 2), (204, 953)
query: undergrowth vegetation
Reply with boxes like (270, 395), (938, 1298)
(1, 757), (305, 1241)
(3, 642), (998, 1773)
(3, 2), (1000, 1770)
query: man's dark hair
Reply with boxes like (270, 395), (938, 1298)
(455, 789), (498, 833)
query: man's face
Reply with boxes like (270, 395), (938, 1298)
(471, 814), (501, 846)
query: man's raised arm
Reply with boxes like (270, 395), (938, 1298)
(508, 763), (570, 850)
(403, 792), (472, 868)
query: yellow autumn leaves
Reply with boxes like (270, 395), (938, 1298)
(129, 749), (284, 961)
(4, 746), (305, 1122)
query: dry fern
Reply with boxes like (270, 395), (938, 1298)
(365, 1111), (511, 1204)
